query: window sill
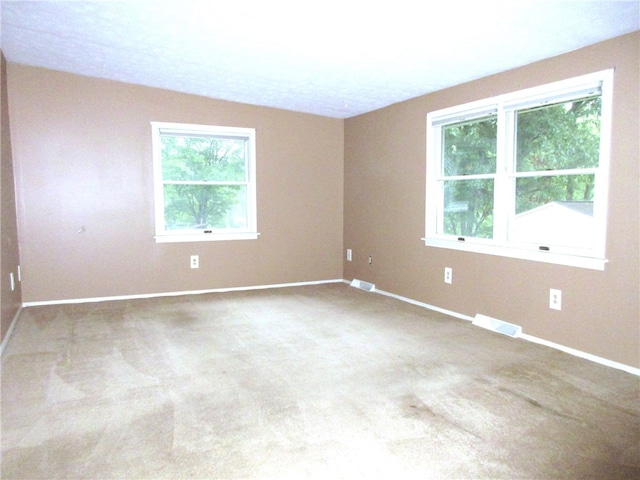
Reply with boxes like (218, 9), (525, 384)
(422, 237), (607, 271)
(155, 232), (260, 243)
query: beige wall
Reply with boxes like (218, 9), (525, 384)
(344, 32), (640, 368)
(1, 52), (22, 346)
(8, 66), (344, 302)
(5, 33), (639, 369)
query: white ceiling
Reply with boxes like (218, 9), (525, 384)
(1, 0), (639, 118)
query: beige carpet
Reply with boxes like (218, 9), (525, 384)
(1, 283), (639, 479)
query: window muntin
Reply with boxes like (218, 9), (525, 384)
(152, 122), (257, 242)
(425, 70), (613, 269)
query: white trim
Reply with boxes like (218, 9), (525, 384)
(151, 121), (258, 242)
(1, 305), (23, 356)
(22, 279), (346, 307)
(155, 232), (259, 243)
(18, 281), (639, 376)
(375, 288), (474, 322)
(373, 287), (639, 376)
(425, 69), (613, 269)
(520, 334), (640, 377)
(422, 237), (607, 271)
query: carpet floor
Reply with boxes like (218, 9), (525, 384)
(1, 283), (639, 479)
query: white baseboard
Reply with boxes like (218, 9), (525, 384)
(374, 287), (640, 377)
(22, 279), (346, 307)
(375, 288), (474, 322)
(16, 280), (640, 376)
(1, 305), (23, 356)
(519, 334), (640, 376)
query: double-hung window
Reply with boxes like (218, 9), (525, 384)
(425, 70), (613, 269)
(152, 122), (258, 242)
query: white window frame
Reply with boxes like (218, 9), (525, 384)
(424, 70), (613, 270)
(151, 122), (258, 243)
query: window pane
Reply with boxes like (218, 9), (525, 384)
(443, 179), (494, 238)
(515, 174), (595, 213)
(516, 97), (601, 172)
(511, 175), (595, 247)
(442, 116), (497, 176)
(161, 135), (247, 182)
(163, 184), (247, 230)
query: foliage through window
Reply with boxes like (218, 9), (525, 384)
(152, 122), (257, 242)
(425, 70), (613, 269)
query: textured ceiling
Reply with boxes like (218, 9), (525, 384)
(1, 0), (639, 118)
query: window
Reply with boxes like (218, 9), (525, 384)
(425, 70), (613, 269)
(151, 122), (258, 242)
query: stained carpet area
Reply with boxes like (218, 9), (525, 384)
(1, 283), (639, 479)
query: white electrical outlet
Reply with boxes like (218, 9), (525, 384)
(550, 288), (562, 310)
(444, 267), (452, 284)
(190, 255), (199, 269)
(368, 255), (373, 265)
(346, 249), (352, 261)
